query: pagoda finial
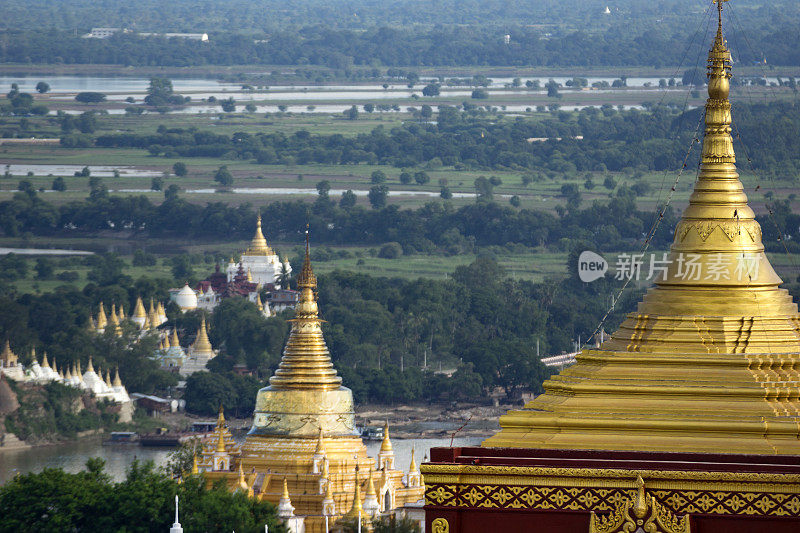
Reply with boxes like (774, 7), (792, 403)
(215, 426), (226, 453)
(381, 421), (393, 452)
(267, 228), (342, 392)
(191, 453), (199, 475)
(346, 466), (364, 519)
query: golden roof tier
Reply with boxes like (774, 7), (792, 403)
(244, 214), (274, 256)
(484, 1), (800, 455)
(248, 230), (354, 437)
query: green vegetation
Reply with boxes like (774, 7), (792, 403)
(4, 381), (118, 442)
(0, 459), (285, 532)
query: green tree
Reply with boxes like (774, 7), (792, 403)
(51, 177), (66, 191)
(340, 189), (357, 209)
(75, 92), (106, 104)
(172, 162), (188, 177)
(34, 258), (54, 280)
(214, 166), (234, 187)
(368, 185), (389, 209)
(370, 170), (387, 184)
(421, 83), (441, 96)
(35, 81), (50, 94)
(344, 105), (359, 120)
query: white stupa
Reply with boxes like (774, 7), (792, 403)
(226, 215), (291, 287)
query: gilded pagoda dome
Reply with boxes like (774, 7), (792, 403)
(484, 5), (800, 455)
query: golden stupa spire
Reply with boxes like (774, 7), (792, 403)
(0, 340), (16, 365)
(133, 297), (146, 316)
(346, 467), (364, 519)
(86, 356), (94, 373)
(65, 367), (72, 380)
(216, 403), (225, 428)
(96, 303), (107, 330)
(191, 453), (199, 475)
(216, 427), (227, 453)
(118, 303), (125, 320)
(380, 421), (393, 452)
(113, 368), (122, 387)
(409, 447), (418, 473)
(192, 316), (214, 354)
(246, 268), (253, 282)
(170, 328), (180, 348)
(41, 351), (50, 368)
(237, 463), (248, 491)
(267, 227), (342, 391)
(485, 1), (800, 455)
(365, 468), (377, 500)
(245, 214), (273, 256)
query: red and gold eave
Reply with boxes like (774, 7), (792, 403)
(422, 446), (800, 533)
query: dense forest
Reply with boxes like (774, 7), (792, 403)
(2, 22), (800, 67)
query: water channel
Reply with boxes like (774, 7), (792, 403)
(0, 436), (481, 484)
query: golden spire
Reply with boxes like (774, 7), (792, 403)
(133, 297), (146, 318)
(365, 469), (377, 500)
(157, 302), (167, 320)
(282, 477), (290, 500)
(245, 214), (273, 256)
(118, 304), (125, 320)
(96, 303), (107, 330)
(88, 314), (95, 331)
(192, 316), (214, 354)
(86, 356), (94, 373)
(267, 228), (342, 391)
(0, 340), (16, 364)
(143, 313), (151, 330)
(76, 359), (82, 375)
(484, 1), (800, 456)
(65, 367), (72, 380)
(170, 329), (180, 348)
(113, 368), (122, 387)
(215, 427), (227, 453)
(104, 369), (113, 388)
(346, 467), (364, 519)
(409, 447), (418, 473)
(380, 421), (393, 452)
(41, 351), (50, 368)
(191, 453), (199, 475)
(216, 403), (226, 428)
(255, 293), (263, 310)
(246, 268), (253, 282)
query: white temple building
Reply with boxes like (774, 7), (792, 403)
(226, 215), (291, 287)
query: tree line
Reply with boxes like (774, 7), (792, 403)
(91, 102), (800, 178)
(3, 20), (800, 68)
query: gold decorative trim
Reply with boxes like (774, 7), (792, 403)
(431, 517), (450, 533)
(419, 463), (800, 486)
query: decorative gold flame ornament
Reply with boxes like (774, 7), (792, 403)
(484, 0), (800, 455)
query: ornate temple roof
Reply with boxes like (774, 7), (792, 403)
(484, 2), (800, 455)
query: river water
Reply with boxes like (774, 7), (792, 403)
(0, 436), (482, 484)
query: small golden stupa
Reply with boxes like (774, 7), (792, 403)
(197, 232), (423, 532)
(484, 0), (800, 455)
(245, 214), (274, 256)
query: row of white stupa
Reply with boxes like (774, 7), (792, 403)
(89, 297), (169, 335)
(0, 342), (130, 405)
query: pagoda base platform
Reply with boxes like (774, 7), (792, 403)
(421, 447), (800, 533)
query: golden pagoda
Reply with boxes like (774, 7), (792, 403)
(132, 296), (148, 329)
(96, 302), (107, 332)
(245, 214), (273, 256)
(199, 233), (423, 532)
(423, 4), (800, 531)
(0, 341), (17, 366)
(484, 1), (800, 456)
